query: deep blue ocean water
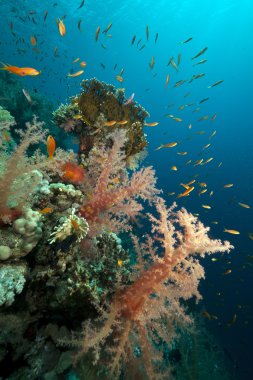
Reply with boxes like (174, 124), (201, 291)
(0, 0), (252, 379)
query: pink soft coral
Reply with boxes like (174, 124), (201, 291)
(70, 197), (233, 379)
(80, 130), (160, 236)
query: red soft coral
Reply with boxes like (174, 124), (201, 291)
(80, 130), (160, 236)
(68, 197), (233, 379)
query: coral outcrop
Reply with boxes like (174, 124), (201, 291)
(0, 77), (233, 380)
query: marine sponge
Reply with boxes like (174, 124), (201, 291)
(0, 264), (27, 306)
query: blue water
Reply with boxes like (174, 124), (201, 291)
(0, 0), (252, 378)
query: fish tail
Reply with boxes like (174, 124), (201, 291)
(0, 62), (9, 70)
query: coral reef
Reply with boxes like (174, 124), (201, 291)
(0, 77), (234, 380)
(53, 78), (149, 160)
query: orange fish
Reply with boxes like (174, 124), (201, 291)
(30, 36), (37, 46)
(67, 70), (84, 77)
(177, 186), (194, 198)
(115, 75), (124, 82)
(104, 120), (117, 126)
(39, 207), (53, 214)
(57, 18), (66, 36)
(61, 162), (85, 184)
(1, 63), (40, 76)
(144, 121), (159, 127)
(47, 135), (56, 159)
(80, 61), (87, 68)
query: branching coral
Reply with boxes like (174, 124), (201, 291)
(68, 197), (233, 379)
(79, 129), (160, 236)
(0, 117), (75, 223)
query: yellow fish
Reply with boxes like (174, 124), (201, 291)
(238, 202), (250, 209)
(144, 121), (159, 127)
(67, 70), (84, 77)
(224, 229), (240, 235)
(202, 204), (211, 209)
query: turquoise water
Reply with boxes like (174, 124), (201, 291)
(0, 0), (252, 379)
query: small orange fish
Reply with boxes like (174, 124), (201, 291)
(117, 120), (128, 125)
(57, 18), (66, 36)
(177, 186), (194, 198)
(39, 207), (53, 214)
(144, 121), (159, 127)
(171, 166), (177, 171)
(30, 36), (37, 46)
(115, 75), (124, 82)
(223, 269), (232, 275)
(80, 61), (87, 68)
(72, 57), (80, 63)
(104, 120), (117, 126)
(202, 204), (211, 209)
(67, 70), (84, 77)
(47, 135), (56, 159)
(224, 228), (240, 235)
(1, 63), (40, 76)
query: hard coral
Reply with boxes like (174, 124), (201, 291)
(70, 198), (233, 379)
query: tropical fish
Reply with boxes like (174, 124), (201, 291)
(208, 80), (224, 88)
(22, 89), (32, 103)
(39, 207), (53, 214)
(191, 47), (208, 60)
(149, 56), (155, 69)
(139, 44), (146, 51)
(238, 202), (250, 209)
(189, 73), (205, 83)
(117, 120), (128, 125)
(30, 35), (37, 46)
(155, 32), (158, 44)
(115, 75), (124, 82)
(171, 166), (177, 171)
(224, 229), (240, 235)
(67, 70), (84, 77)
(144, 121), (159, 127)
(78, 20), (82, 32)
(80, 61), (87, 68)
(47, 135), (56, 159)
(177, 186), (194, 198)
(95, 26), (100, 41)
(56, 18), (66, 36)
(211, 113), (217, 122)
(223, 269), (232, 276)
(173, 117), (182, 122)
(104, 120), (117, 126)
(248, 232), (253, 240)
(72, 57), (80, 63)
(131, 35), (136, 45)
(228, 314), (237, 326)
(77, 0), (85, 9)
(103, 22), (112, 34)
(181, 37), (192, 44)
(1, 63), (40, 76)
(177, 54), (181, 65)
(209, 130), (217, 139)
(202, 204), (211, 209)
(146, 25), (149, 40)
(193, 59), (207, 66)
(199, 97), (209, 104)
(168, 57), (178, 71)
(223, 184), (233, 188)
(155, 142), (177, 150)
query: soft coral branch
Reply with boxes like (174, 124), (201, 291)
(80, 130), (160, 235)
(71, 197), (233, 378)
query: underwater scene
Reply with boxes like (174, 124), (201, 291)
(0, 0), (252, 379)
